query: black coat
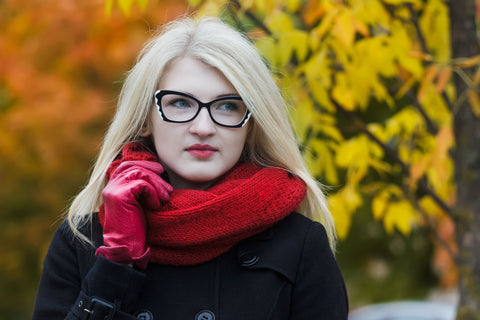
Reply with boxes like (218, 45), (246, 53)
(32, 212), (348, 320)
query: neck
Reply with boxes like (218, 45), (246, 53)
(164, 169), (219, 190)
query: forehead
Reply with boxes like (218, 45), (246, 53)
(158, 56), (238, 100)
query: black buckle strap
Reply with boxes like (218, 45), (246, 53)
(83, 297), (115, 320)
(73, 291), (138, 320)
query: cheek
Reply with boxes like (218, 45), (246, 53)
(228, 130), (248, 157)
(149, 123), (178, 158)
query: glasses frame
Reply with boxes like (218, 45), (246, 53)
(154, 90), (252, 128)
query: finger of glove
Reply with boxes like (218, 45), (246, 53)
(128, 161), (174, 195)
(101, 195), (145, 236)
(101, 200), (148, 258)
(133, 179), (165, 209)
(109, 161), (173, 197)
(124, 166), (172, 201)
(104, 178), (164, 209)
(111, 160), (165, 179)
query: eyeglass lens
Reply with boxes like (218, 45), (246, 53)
(160, 93), (248, 126)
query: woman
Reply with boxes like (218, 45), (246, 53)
(32, 17), (348, 319)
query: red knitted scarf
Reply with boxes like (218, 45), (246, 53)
(99, 142), (306, 266)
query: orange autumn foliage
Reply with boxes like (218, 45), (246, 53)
(0, 0), (187, 318)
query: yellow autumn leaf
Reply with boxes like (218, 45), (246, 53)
(266, 10), (294, 31)
(335, 135), (386, 185)
(255, 36), (279, 66)
(328, 193), (352, 240)
(324, 154), (340, 186)
(396, 75), (417, 99)
(420, 125), (454, 200)
(421, 86), (451, 125)
(373, 79), (395, 108)
(332, 73), (355, 110)
(303, 0), (328, 27)
(352, 15), (370, 37)
(328, 184), (363, 239)
(309, 140), (339, 185)
(285, 0), (301, 12)
(419, 0), (451, 63)
(418, 64), (439, 103)
(372, 189), (390, 220)
(385, 107), (424, 138)
(393, 4), (412, 20)
(343, 184), (363, 209)
(310, 81), (335, 112)
(409, 50), (434, 62)
(303, 149), (318, 178)
(301, 49), (335, 112)
(255, 0), (275, 13)
(302, 47), (331, 86)
(279, 30), (309, 65)
(332, 9), (356, 47)
(419, 195), (443, 217)
(435, 125), (454, 159)
(311, 7), (339, 46)
(105, 0), (114, 16)
(366, 123), (389, 143)
(240, 0), (255, 11)
(348, 63), (373, 109)
(435, 66), (452, 94)
(409, 154), (431, 187)
(353, 0), (391, 26)
(188, 0), (203, 6)
(335, 137), (366, 168)
(138, 0), (148, 9)
(118, 0), (134, 16)
(383, 0), (423, 5)
(290, 92), (320, 139)
(366, 36), (398, 78)
(390, 22), (424, 79)
(383, 200), (417, 235)
(194, 0), (227, 17)
(427, 158), (454, 200)
(319, 124), (343, 143)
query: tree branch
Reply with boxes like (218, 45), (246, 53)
(405, 91), (439, 134)
(331, 98), (455, 220)
(404, 3), (430, 54)
(228, 0), (456, 226)
(228, 0), (272, 36)
(405, 188), (459, 264)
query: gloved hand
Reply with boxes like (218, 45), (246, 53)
(95, 160), (173, 270)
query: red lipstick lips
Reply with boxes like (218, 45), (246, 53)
(186, 144), (217, 159)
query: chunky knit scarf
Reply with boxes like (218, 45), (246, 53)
(99, 142), (306, 266)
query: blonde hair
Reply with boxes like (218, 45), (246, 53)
(67, 17), (337, 250)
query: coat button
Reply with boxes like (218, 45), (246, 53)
(238, 249), (259, 267)
(135, 310), (153, 320)
(195, 310), (215, 320)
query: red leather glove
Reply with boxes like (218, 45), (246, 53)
(95, 160), (173, 270)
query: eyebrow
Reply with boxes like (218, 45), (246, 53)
(178, 91), (241, 100)
(216, 93), (241, 98)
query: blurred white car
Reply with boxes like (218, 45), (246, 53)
(349, 301), (456, 320)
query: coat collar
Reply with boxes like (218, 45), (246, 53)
(236, 212), (308, 283)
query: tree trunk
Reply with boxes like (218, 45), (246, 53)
(449, 0), (480, 318)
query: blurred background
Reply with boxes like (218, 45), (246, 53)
(0, 0), (464, 319)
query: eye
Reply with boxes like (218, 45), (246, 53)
(217, 101), (239, 112)
(170, 98), (193, 108)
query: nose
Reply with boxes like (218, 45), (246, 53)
(189, 108), (216, 136)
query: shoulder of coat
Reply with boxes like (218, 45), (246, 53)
(237, 212), (324, 282)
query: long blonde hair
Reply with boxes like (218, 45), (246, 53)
(67, 17), (337, 250)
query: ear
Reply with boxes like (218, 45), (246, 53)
(139, 121), (152, 137)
